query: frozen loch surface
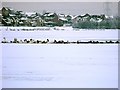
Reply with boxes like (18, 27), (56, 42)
(1, 28), (118, 88)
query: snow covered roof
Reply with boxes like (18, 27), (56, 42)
(81, 14), (86, 17)
(97, 19), (103, 22)
(19, 22), (23, 24)
(58, 14), (65, 17)
(25, 12), (36, 16)
(44, 21), (55, 23)
(105, 15), (109, 19)
(69, 15), (74, 19)
(59, 18), (67, 21)
(2, 7), (14, 11)
(2, 7), (9, 10)
(65, 15), (68, 17)
(90, 18), (103, 22)
(72, 15), (79, 19)
(21, 17), (27, 20)
(9, 8), (14, 11)
(19, 11), (25, 15)
(9, 14), (16, 17)
(90, 18), (96, 22)
(44, 12), (55, 17)
(48, 13), (54, 16)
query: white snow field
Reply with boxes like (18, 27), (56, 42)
(1, 27), (118, 41)
(1, 27), (119, 88)
(0, 28), (2, 89)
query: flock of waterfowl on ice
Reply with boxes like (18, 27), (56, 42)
(1, 37), (120, 44)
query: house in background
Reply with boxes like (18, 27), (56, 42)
(58, 14), (73, 26)
(26, 12), (44, 27)
(2, 7), (17, 26)
(1, 7), (118, 29)
(35, 16), (44, 26)
(42, 12), (61, 27)
(2, 7), (15, 17)
(0, 9), (2, 26)
(65, 15), (73, 26)
(58, 14), (68, 26)
(2, 7), (10, 17)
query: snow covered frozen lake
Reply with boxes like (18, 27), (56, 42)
(2, 44), (118, 88)
(0, 27), (119, 88)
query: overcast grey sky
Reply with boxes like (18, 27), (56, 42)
(2, 2), (118, 16)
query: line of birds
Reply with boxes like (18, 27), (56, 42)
(1, 38), (120, 44)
